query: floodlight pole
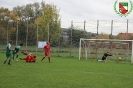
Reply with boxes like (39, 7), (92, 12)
(16, 20), (18, 46)
(110, 20), (113, 59)
(26, 17), (28, 52)
(110, 20), (113, 39)
(70, 21), (73, 57)
(126, 19), (128, 40)
(36, 23), (38, 52)
(97, 20), (99, 37)
(58, 20), (61, 57)
(48, 22), (49, 42)
(84, 20), (86, 38)
(7, 21), (9, 44)
(96, 20), (99, 60)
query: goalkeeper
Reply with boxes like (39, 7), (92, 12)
(12, 44), (23, 61)
(97, 52), (112, 62)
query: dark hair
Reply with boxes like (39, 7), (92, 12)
(20, 44), (23, 46)
(34, 56), (36, 58)
(9, 40), (13, 44)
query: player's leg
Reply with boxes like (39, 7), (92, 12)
(48, 54), (50, 63)
(12, 54), (15, 61)
(3, 58), (8, 65)
(19, 58), (23, 60)
(41, 52), (46, 61)
(3, 54), (10, 65)
(105, 58), (108, 63)
(16, 53), (19, 61)
(45, 51), (50, 62)
(20, 57), (27, 60)
(97, 58), (102, 62)
(8, 58), (11, 65)
(8, 54), (12, 65)
(20, 57), (29, 62)
(41, 56), (46, 61)
(97, 57), (105, 62)
(21, 52), (28, 55)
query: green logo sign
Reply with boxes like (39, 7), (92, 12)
(114, 0), (133, 17)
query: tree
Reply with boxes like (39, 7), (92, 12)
(0, 7), (11, 44)
(36, 2), (61, 43)
(0, 1), (61, 45)
(67, 27), (88, 47)
(98, 32), (109, 39)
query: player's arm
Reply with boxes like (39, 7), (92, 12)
(8, 45), (13, 51)
(14, 48), (16, 52)
(107, 54), (112, 56)
(43, 46), (46, 51)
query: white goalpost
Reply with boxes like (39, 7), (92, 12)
(79, 38), (133, 64)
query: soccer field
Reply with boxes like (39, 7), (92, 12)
(1, 52), (133, 88)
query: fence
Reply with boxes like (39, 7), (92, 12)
(0, 19), (133, 57)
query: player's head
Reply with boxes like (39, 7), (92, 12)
(20, 44), (23, 47)
(107, 52), (110, 54)
(46, 42), (49, 44)
(9, 40), (13, 44)
(34, 56), (36, 58)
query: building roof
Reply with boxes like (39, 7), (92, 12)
(118, 33), (133, 39)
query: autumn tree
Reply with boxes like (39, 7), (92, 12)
(0, 1), (61, 45)
(36, 2), (61, 43)
(0, 7), (11, 44)
(98, 32), (109, 39)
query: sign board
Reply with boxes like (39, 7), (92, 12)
(38, 41), (46, 48)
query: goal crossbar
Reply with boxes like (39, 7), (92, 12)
(79, 38), (133, 64)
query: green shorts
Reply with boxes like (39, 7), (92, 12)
(6, 53), (12, 58)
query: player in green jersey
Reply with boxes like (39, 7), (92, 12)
(12, 44), (23, 61)
(3, 41), (13, 65)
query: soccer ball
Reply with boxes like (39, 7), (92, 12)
(118, 57), (122, 61)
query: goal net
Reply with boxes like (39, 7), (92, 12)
(79, 38), (133, 64)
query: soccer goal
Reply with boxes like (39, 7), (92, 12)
(79, 38), (133, 64)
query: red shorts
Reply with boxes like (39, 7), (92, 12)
(45, 52), (49, 56)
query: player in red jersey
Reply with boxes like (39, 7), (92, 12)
(41, 42), (50, 63)
(20, 52), (36, 62)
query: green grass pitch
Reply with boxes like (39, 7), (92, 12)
(1, 52), (133, 88)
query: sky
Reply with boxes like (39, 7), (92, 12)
(0, 0), (133, 20)
(0, 0), (133, 34)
